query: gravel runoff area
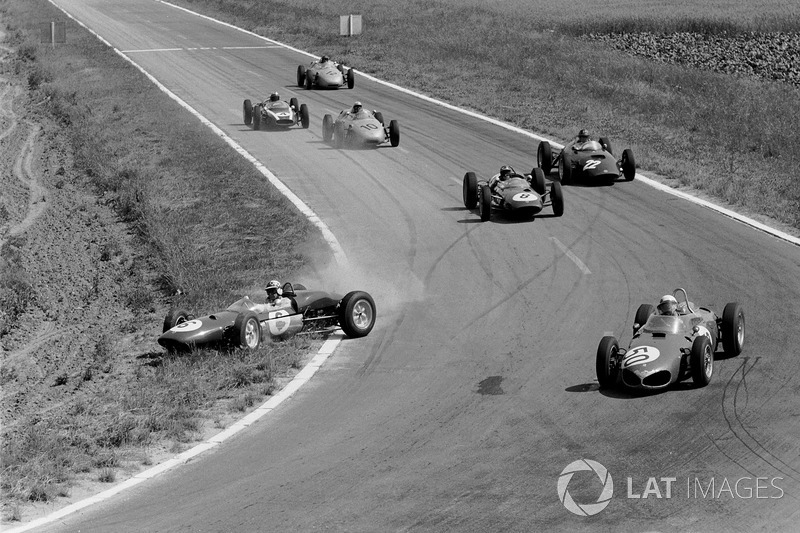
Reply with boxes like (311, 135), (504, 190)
(587, 31), (800, 87)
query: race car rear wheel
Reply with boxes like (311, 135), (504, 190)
(296, 65), (306, 87)
(252, 106), (261, 130)
(558, 157), (572, 185)
(479, 184), (492, 222)
(305, 74), (313, 90)
(300, 104), (310, 129)
(622, 149), (636, 181)
(690, 336), (713, 386)
(721, 302), (744, 356)
(322, 114), (334, 142)
(162, 308), (190, 333)
(243, 99), (252, 126)
(537, 141), (552, 175)
(339, 291), (376, 338)
(599, 137), (613, 155)
(550, 181), (564, 217)
(531, 167), (546, 195)
(231, 311), (261, 350)
(596, 336), (620, 389)
(389, 120), (400, 147)
(633, 304), (655, 331)
(463, 172), (478, 209)
(289, 97), (299, 111)
(347, 68), (355, 89)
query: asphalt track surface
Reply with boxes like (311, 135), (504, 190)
(36, 1), (800, 531)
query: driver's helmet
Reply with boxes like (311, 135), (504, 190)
(352, 101), (362, 113)
(269, 92), (280, 102)
(266, 280), (283, 302)
(577, 129), (590, 142)
(499, 165), (514, 179)
(320, 55), (329, 63)
(657, 294), (678, 315)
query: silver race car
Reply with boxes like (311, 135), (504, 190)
(297, 56), (355, 90)
(243, 94), (309, 130)
(322, 104), (400, 148)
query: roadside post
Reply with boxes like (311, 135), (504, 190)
(339, 15), (362, 36)
(40, 21), (66, 49)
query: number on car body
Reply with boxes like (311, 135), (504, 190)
(622, 346), (661, 368)
(583, 160), (601, 170)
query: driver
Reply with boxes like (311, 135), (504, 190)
(269, 92), (280, 102)
(319, 55), (330, 64)
(489, 165), (515, 193)
(572, 129), (591, 149)
(350, 101), (363, 115)
(657, 294), (678, 316)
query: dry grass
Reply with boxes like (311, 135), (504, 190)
(173, 0), (800, 229)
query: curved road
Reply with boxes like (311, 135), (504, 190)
(40, 1), (800, 531)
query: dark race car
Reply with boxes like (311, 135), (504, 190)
(596, 288), (745, 392)
(462, 167), (564, 222)
(322, 107), (400, 148)
(297, 57), (355, 90)
(537, 137), (636, 185)
(158, 283), (376, 353)
(243, 96), (309, 130)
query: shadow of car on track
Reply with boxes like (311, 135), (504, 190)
(567, 380), (709, 399)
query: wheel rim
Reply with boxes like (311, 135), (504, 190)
(537, 146), (543, 168)
(736, 314), (745, 346)
(558, 160), (564, 180)
(244, 318), (259, 348)
(351, 300), (373, 330)
(703, 346), (713, 378)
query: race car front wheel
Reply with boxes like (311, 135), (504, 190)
(231, 311), (261, 350)
(596, 336), (620, 389)
(163, 308), (190, 333)
(339, 291), (376, 338)
(690, 336), (713, 386)
(721, 302), (744, 356)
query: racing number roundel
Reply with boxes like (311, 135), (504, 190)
(172, 319), (202, 332)
(268, 310), (291, 335)
(512, 192), (536, 202)
(622, 346), (660, 368)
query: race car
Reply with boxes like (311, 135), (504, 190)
(322, 106), (400, 148)
(158, 283), (376, 353)
(537, 136), (636, 184)
(596, 288), (745, 391)
(297, 56), (355, 90)
(462, 167), (564, 221)
(243, 95), (309, 130)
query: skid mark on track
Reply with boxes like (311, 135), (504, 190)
(2, 124), (47, 248)
(3, 322), (79, 359)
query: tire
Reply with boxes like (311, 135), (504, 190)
(596, 336), (619, 389)
(550, 181), (564, 217)
(479, 184), (492, 222)
(231, 311), (261, 350)
(296, 65), (306, 87)
(690, 336), (714, 386)
(634, 303), (655, 329)
(347, 68), (355, 89)
(338, 291), (376, 338)
(622, 148), (636, 181)
(305, 74), (313, 90)
(389, 120), (400, 147)
(537, 141), (552, 175)
(243, 99), (252, 126)
(334, 122), (346, 148)
(721, 302), (745, 356)
(299, 104), (310, 129)
(374, 112), (384, 125)
(463, 172), (478, 209)
(289, 97), (299, 111)
(322, 114), (334, 142)
(599, 136), (613, 155)
(558, 156), (572, 185)
(252, 106), (261, 130)
(531, 167), (546, 195)
(162, 308), (190, 333)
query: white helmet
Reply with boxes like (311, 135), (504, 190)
(266, 280), (283, 301)
(657, 294), (678, 315)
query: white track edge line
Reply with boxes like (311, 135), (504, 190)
(159, 0), (800, 248)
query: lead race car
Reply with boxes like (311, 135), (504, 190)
(322, 103), (400, 148)
(243, 93), (310, 130)
(537, 132), (636, 185)
(297, 56), (355, 90)
(596, 288), (745, 391)
(462, 166), (564, 221)
(158, 283), (376, 353)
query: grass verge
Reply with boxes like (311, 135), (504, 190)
(172, 0), (800, 230)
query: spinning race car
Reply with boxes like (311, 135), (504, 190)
(158, 283), (376, 353)
(322, 104), (400, 148)
(297, 56), (355, 90)
(462, 167), (564, 221)
(243, 93), (310, 130)
(596, 288), (745, 391)
(538, 133), (636, 184)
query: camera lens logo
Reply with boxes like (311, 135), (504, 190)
(557, 459), (614, 516)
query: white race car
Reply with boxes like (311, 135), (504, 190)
(243, 95), (309, 130)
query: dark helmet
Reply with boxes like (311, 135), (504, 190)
(578, 129), (590, 141)
(269, 92), (280, 102)
(500, 165), (513, 178)
(320, 55), (330, 63)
